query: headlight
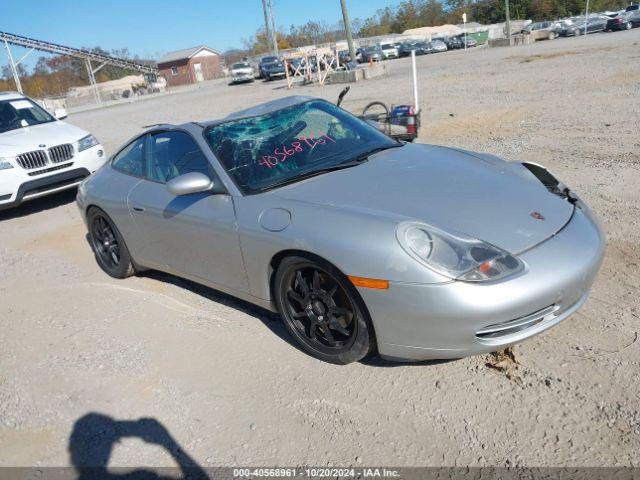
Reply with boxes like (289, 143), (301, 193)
(397, 222), (524, 282)
(77, 134), (99, 152)
(0, 158), (14, 170)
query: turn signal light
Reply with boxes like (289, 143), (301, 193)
(348, 275), (389, 290)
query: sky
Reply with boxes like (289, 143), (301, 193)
(2, 0), (403, 68)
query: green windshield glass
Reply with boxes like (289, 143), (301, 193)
(204, 100), (397, 194)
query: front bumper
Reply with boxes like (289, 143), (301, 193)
(232, 73), (254, 82)
(0, 144), (105, 211)
(357, 206), (605, 361)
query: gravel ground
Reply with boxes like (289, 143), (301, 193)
(1, 31), (639, 468)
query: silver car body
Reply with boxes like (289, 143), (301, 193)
(77, 96), (604, 361)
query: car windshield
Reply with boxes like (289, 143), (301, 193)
(364, 46), (378, 52)
(204, 100), (398, 194)
(262, 56), (278, 64)
(232, 62), (250, 69)
(381, 44), (394, 50)
(0, 98), (55, 134)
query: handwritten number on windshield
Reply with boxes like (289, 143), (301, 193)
(259, 133), (336, 169)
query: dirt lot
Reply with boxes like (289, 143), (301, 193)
(1, 31), (639, 468)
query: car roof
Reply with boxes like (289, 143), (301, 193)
(142, 96), (320, 134)
(0, 91), (25, 101)
(197, 95), (317, 128)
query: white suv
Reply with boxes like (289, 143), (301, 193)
(0, 91), (105, 211)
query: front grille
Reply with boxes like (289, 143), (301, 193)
(16, 150), (48, 170)
(476, 304), (559, 340)
(48, 144), (74, 164)
(28, 162), (73, 177)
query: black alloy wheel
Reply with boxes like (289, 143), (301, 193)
(274, 256), (375, 364)
(88, 208), (135, 279)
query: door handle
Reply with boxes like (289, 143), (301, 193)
(132, 205), (145, 212)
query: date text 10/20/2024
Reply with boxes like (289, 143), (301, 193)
(233, 468), (400, 478)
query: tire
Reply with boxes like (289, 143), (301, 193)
(626, 22), (632, 30)
(87, 207), (135, 279)
(274, 255), (376, 364)
(548, 31), (556, 39)
(573, 29), (580, 36)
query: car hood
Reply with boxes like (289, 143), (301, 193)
(0, 120), (89, 156)
(271, 143), (574, 253)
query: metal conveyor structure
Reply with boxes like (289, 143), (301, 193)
(1, 30), (158, 105)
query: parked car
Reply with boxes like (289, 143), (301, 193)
(0, 92), (105, 211)
(77, 95), (604, 364)
(552, 18), (576, 31)
(607, 5), (640, 30)
(456, 35), (477, 47)
(258, 56), (279, 78)
(229, 62), (254, 84)
(398, 41), (416, 57)
(557, 15), (608, 35)
(403, 41), (430, 55)
(522, 21), (560, 40)
(430, 39), (448, 52)
(338, 50), (351, 64)
(380, 43), (399, 60)
(439, 36), (464, 49)
(361, 45), (382, 62)
(286, 57), (314, 75)
(261, 60), (286, 81)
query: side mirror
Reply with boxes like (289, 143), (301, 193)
(167, 172), (213, 196)
(54, 108), (68, 120)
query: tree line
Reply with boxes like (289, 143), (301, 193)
(232, 0), (629, 59)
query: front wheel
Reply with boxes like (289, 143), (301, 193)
(626, 22), (633, 30)
(274, 256), (376, 364)
(87, 207), (135, 279)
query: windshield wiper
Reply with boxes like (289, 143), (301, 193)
(257, 143), (403, 193)
(350, 143), (403, 163)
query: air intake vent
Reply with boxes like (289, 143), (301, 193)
(476, 304), (559, 340)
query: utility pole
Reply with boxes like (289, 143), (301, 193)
(504, 0), (511, 39)
(340, 0), (357, 65)
(584, 0), (590, 36)
(267, 0), (279, 57)
(261, 0), (274, 56)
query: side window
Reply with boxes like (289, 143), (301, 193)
(112, 136), (145, 176)
(147, 131), (212, 183)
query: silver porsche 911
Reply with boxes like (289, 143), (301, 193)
(77, 96), (604, 364)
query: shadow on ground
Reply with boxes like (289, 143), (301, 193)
(0, 188), (77, 221)
(69, 413), (209, 480)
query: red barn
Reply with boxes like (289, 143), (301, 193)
(157, 45), (222, 87)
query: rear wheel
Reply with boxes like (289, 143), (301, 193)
(87, 208), (135, 279)
(274, 256), (375, 364)
(626, 21), (633, 30)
